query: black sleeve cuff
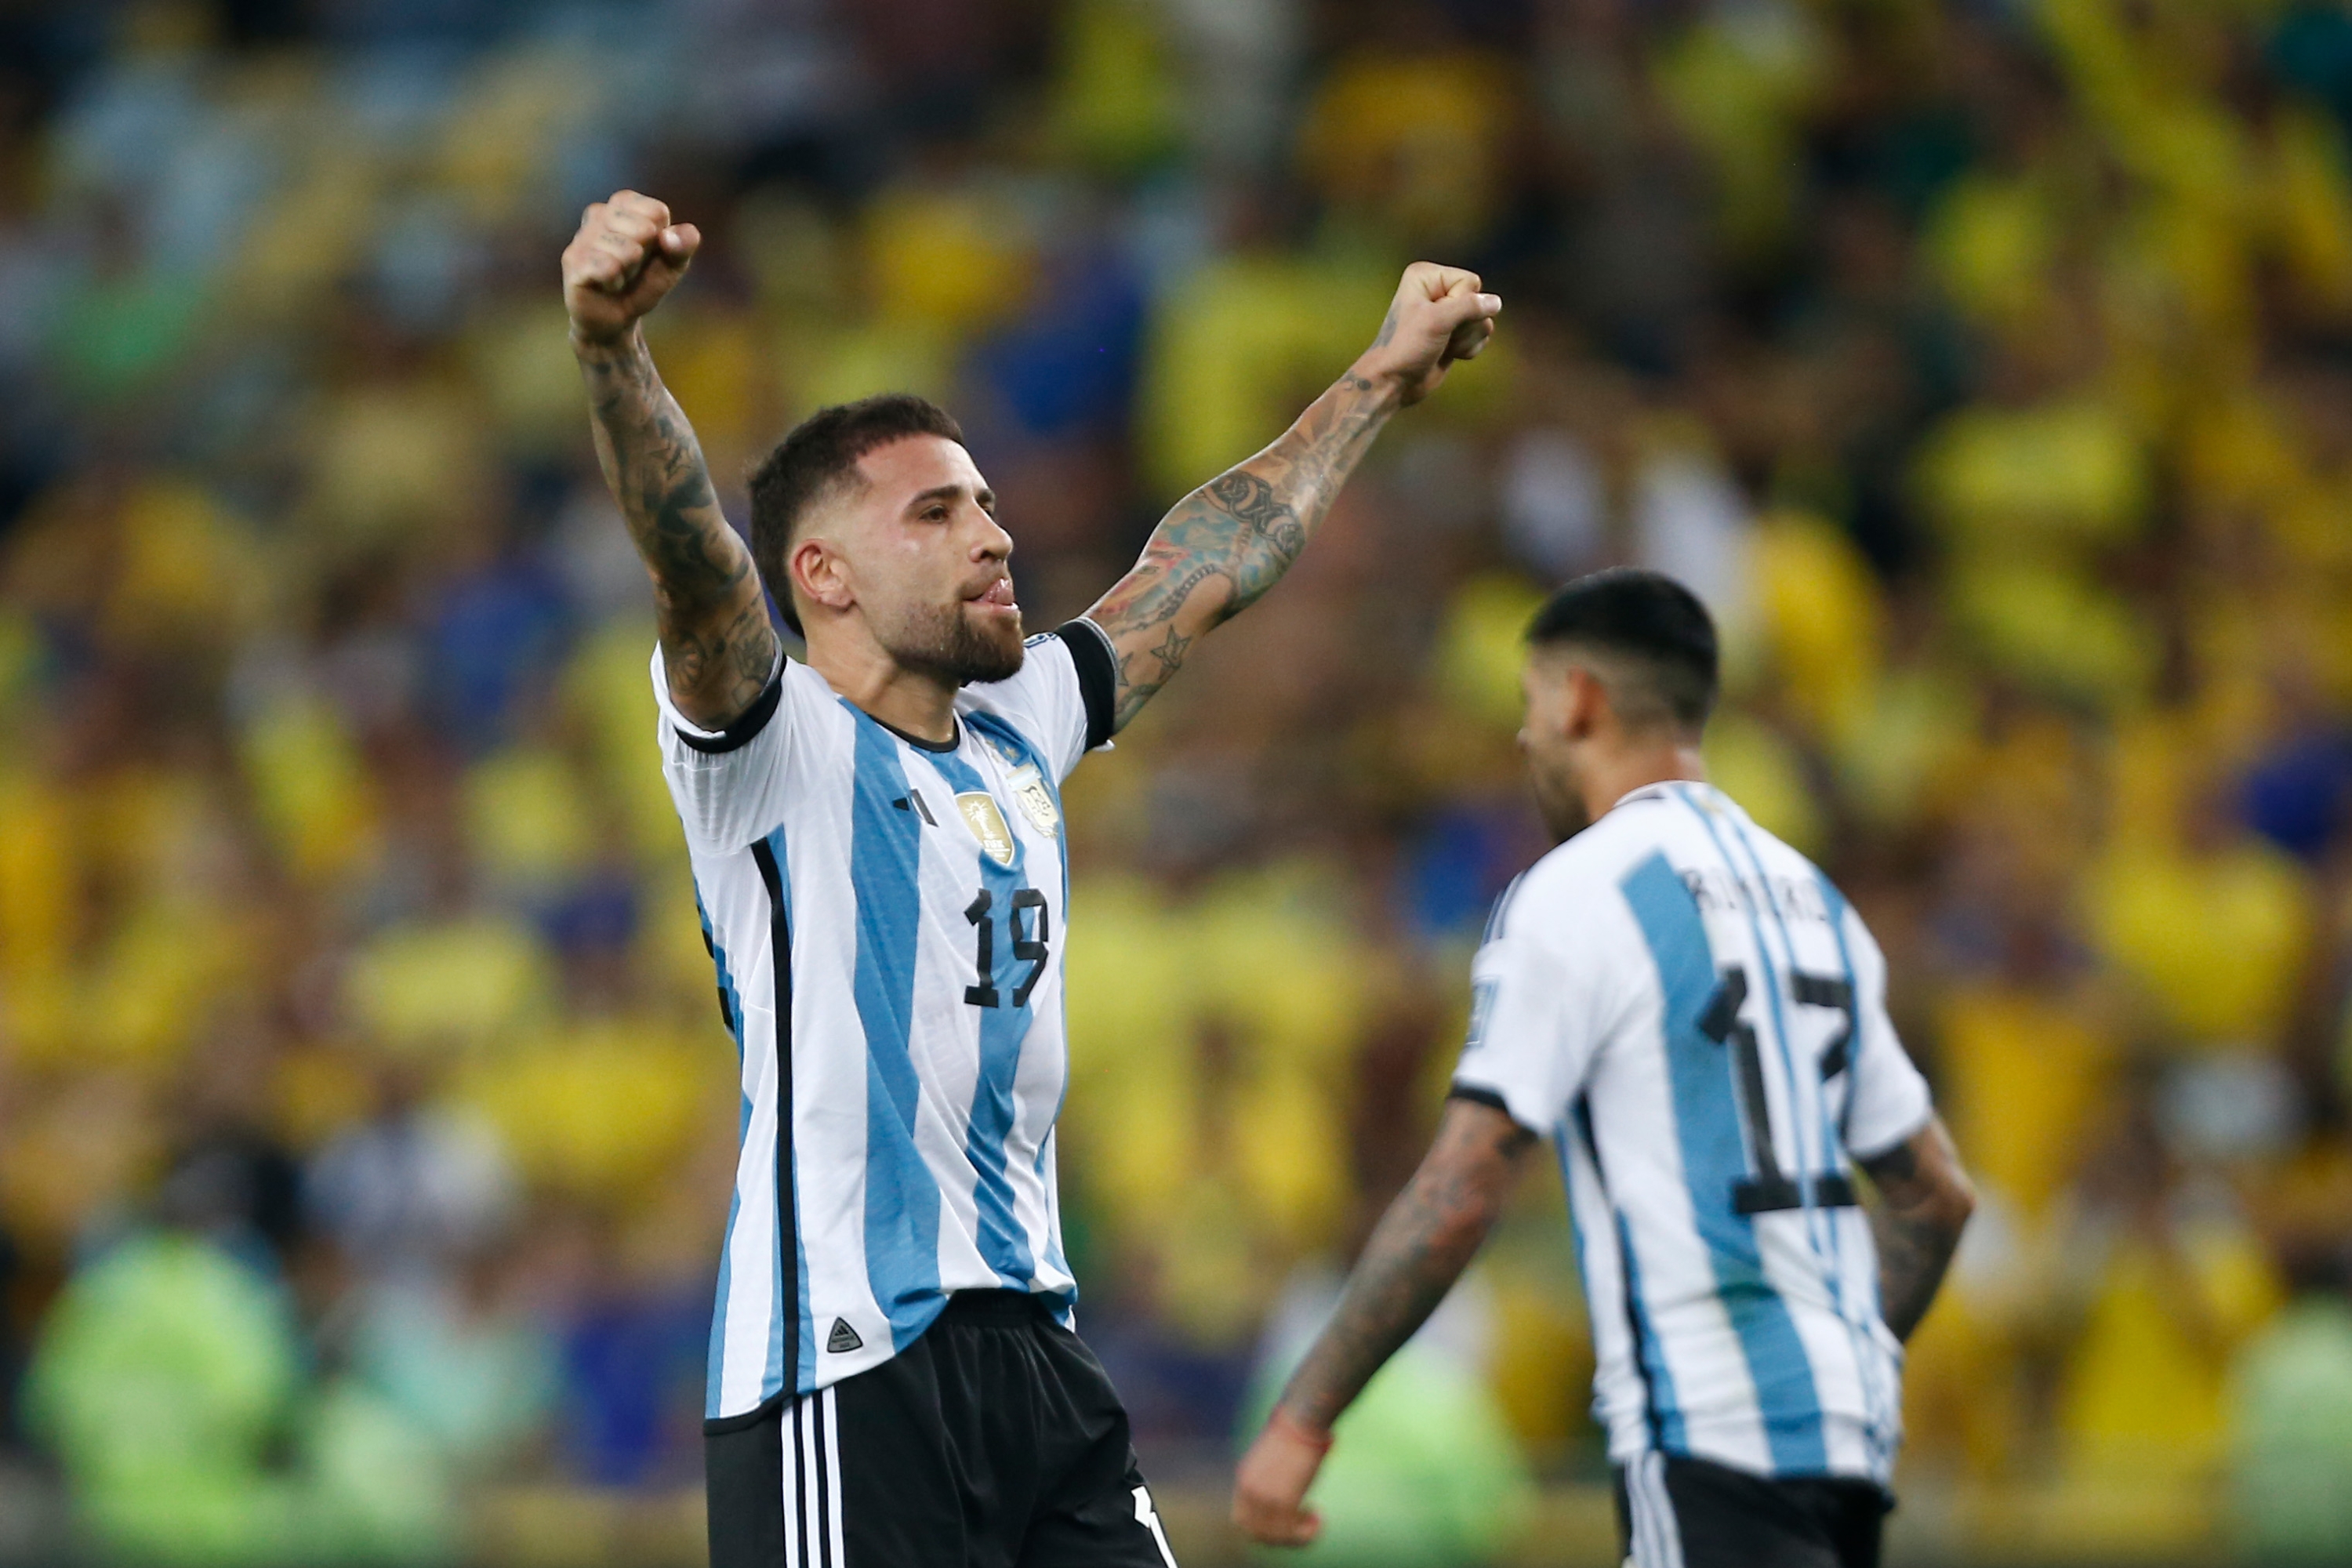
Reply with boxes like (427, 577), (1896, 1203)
(673, 666), (784, 755)
(1447, 1083), (1541, 1136)
(1055, 619), (1118, 752)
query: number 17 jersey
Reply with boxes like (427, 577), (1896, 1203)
(1451, 782), (1935, 1487)
(655, 622), (1118, 1424)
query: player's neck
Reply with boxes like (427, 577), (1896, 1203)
(1578, 741), (1708, 823)
(805, 633), (962, 746)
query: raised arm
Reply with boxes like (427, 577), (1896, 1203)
(1084, 264), (1501, 731)
(564, 191), (779, 729)
(1857, 1115), (1976, 1342)
(1231, 1098), (1536, 1548)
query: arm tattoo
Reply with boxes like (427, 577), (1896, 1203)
(1117, 625), (1191, 698)
(1273, 1104), (1532, 1432)
(577, 331), (778, 722)
(1863, 1139), (1918, 1185)
(1859, 1124), (1971, 1343)
(1870, 1205), (1959, 1344)
(1087, 369), (1396, 730)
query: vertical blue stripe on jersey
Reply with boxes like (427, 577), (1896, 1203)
(931, 723), (1041, 1289)
(1564, 1100), (1685, 1451)
(1710, 800), (1886, 1462)
(1621, 851), (1828, 1473)
(845, 714), (943, 1349)
(971, 712), (1079, 1300)
(1614, 1210), (1686, 1452)
(697, 893), (751, 1418)
(760, 826), (813, 1397)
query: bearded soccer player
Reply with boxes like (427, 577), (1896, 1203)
(561, 191), (1499, 1568)
(1232, 572), (1977, 1568)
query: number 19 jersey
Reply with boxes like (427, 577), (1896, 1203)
(655, 622), (1117, 1423)
(1451, 782), (1934, 1487)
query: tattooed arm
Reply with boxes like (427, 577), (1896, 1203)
(1084, 263), (1500, 731)
(1857, 1116), (1976, 1342)
(564, 191), (779, 729)
(1232, 1098), (1536, 1548)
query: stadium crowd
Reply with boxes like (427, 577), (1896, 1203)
(2, 0), (2352, 1562)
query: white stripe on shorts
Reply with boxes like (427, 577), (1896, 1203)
(822, 1387), (845, 1568)
(1624, 1453), (1654, 1568)
(1631, 1452), (1684, 1568)
(782, 1387), (842, 1568)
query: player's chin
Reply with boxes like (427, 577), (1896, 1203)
(956, 602), (1027, 682)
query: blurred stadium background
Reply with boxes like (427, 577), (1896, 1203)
(2, 0), (2351, 1563)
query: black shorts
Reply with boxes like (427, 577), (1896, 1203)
(1613, 1452), (1889, 1568)
(706, 1290), (1179, 1568)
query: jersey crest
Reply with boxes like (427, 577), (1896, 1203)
(1007, 765), (1061, 837)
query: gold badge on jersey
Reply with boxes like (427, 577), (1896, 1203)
(1006, 765), (1061, 838)
(956, 793), (1018, 866)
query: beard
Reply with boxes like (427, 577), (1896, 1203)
(884, 597), (1026, 686)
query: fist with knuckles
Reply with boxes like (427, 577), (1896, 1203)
(564, 190), (699, 347)
(1232, 1406), (1335, 1549)
(1352, 260), (1502, 407)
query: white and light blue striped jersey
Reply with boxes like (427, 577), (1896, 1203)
(654, 621), (1117, 1422)
(1451, 782), (1933, 1486)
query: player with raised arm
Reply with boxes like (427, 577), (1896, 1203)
(1232, 572), (1976, 1568)
(561, 191), (1500, 1568)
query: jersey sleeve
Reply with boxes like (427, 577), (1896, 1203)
(1450, 880), (1613, 1136)
(1838, 906), (1935, 1161)
(958, 619), (1116, 782)
(651, 642), (796, 851)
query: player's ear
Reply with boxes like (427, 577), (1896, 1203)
(794, 535), (855, 616)
(1562, 664), (1606, 741)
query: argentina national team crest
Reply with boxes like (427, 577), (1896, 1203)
(1006, 764), (1061, 837)
(957, 793), (1018, 866)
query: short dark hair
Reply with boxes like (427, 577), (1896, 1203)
(1525, 568), (1719, 733)
(748, 393), (966, 633)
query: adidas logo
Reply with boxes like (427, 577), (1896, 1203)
(826, 1318), (864, 1354)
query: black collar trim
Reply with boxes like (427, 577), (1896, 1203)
(870, 711), (960, 753)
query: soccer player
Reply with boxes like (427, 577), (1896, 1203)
(1232, 571), (1976, 1568)
(560, 190), (1499, 1568)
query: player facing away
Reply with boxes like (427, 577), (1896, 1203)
(560, 190), (1499, 1568)
(1232, 571), (1977, 1568)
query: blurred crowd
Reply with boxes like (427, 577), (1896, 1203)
(4, 0), (2352, 1563)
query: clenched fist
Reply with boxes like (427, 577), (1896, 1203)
(1353, 262), (1501, 407)
(1231, 1408), (1333, 1549)
(564, 191), (699, 347)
